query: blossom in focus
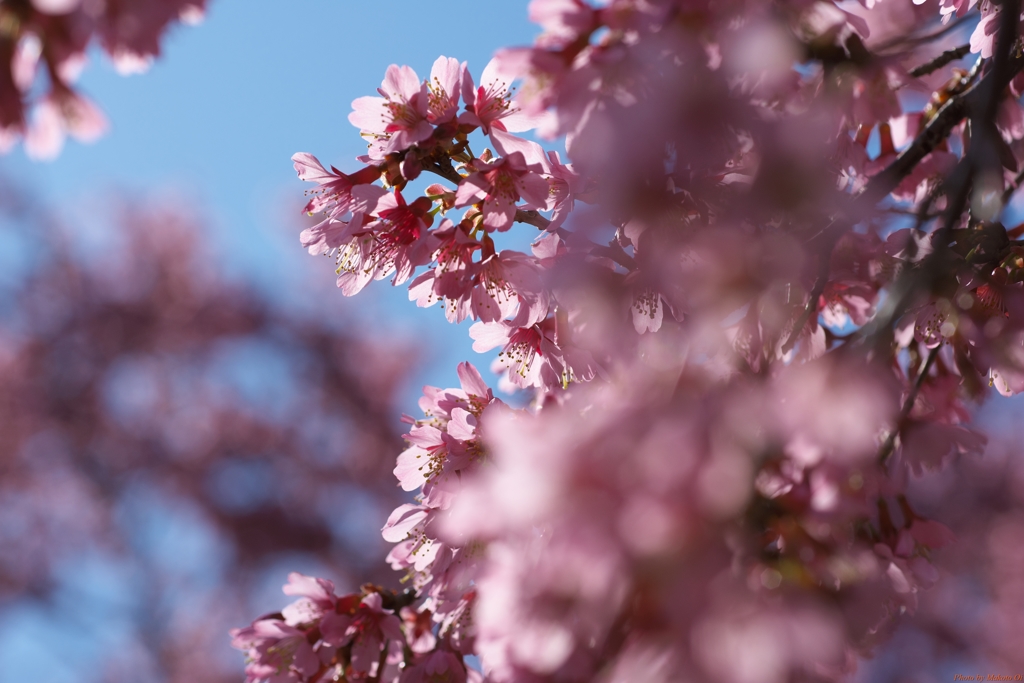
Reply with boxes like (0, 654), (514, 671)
(426, 56), (465, 124)
(455, 151), (549, 232)
(460, 57), (540, 136)
(328, 593), (405, 676)
(281, 572), (341, 626)
(399, 648), (467, 683)
(350, 64), (434, 160)
(333, 188), (436, 295)
(230, 619), (320, 683)
(293, 152), (381, 218)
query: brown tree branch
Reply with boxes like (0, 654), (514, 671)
(514, 209), (551, 230)
(425, 160), (463, 185)
(849, 4), (1020, 352)
(780, 253), (831, 355)
(909, 43), (971, 78)
(860, 41), (1024, 207)
(879, 345), (940, 466)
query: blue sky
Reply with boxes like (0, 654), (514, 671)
(1, 0), (542, 405)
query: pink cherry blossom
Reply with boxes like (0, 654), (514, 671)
(487, 46), (568, 120)
(528, 0), (598, 50)
(469, 316), (597, 391)
(538, 149), (583, 231)
(408, 221), (483, 322)
(334, 188), (436, 295)
(253, 1), (1024, 680)
(412, 233), (550, 326)
(970, 8), (1001, 59)
(630, 287), (667, 333)
(281, 572), (339, 626)
(350, 64), (434, 160)
(399, 648), (467, 683)
(383, 503), (445, 574)
(469, 321), (548, 389)
(24, 91), (107, 160)
(293, 152), (381, 218)
(454, 151), (549, 232)
(394, 365), (497, 508)
(230, 619), (320, 683)
(394, 423), (474, 509)
(460, 57), (540, 136)
(426, 56), (464, 124)
(328, 593), (405, 677)
(416, 361), (496, 424)
(1, 0), (205, 155)
(400, 606), (438, 654)
(939, 0), (978, 20)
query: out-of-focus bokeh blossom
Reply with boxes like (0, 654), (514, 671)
(0, 0), (205, 158)
(0, 180), (415, 682)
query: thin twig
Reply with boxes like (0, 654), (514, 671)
(1001, 166), (1024, 205)
(425, 161), (463, 185)
(590, 242), (638, 270)
(909, 43), (972, 78)
(856, 53), (1009, 207)
(881, 206), (943, 220)
(515, 209), (551, 230)
(876, 13), (973, 53)
(768, 31), (1014, 353)
(879, 345), (940, 465)
(857, 53), (999, 210)
(780, 246), (832, 355)
(852, 159), (972, 351)
(368, 641), (390, 683)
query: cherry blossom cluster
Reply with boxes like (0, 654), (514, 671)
(230, 573), (476, 683)
(0, 0), (205, 158)
(238, 0), (1024, 680)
